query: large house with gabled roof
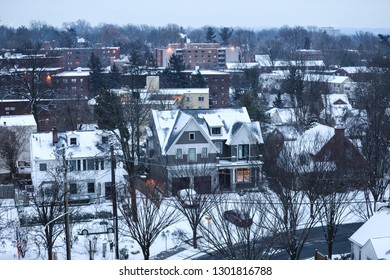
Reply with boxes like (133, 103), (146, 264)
(146, 107), (264, 195)
(30, 127), (127, 203)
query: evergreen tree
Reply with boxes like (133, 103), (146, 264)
(88, 52), (105, 97)
(160, 54), (189, 88)
(205, 27), (217, 43)
(273, 92), (284, 108)
(219, 27), (233, 46)
(191, 70), (206, 88)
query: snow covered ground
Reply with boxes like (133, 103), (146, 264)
(0, 190), (380, 261)
(0, 197), (207, 261)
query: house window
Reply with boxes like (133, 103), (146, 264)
(189, 132), (195, 141)
(102, 136), (108, 144)
(70, 137), (77, 145)
(87, 159), (95, 170)
(67, 160), (77, 172)
(39, 163), (47, 171)
(211, 127), (221, 135)
(215, 142), (222, 154)
(69, 183), (77, 194)
(188, 148), (196, 162)
(198, 96), (204, 102)
(201, 147), (208, 158)
(176, 148), (183, 159)
(87, 182), (95, 193)
(238, 145), (249, 159)
(237, 168), (251, 183)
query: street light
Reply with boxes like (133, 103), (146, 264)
(161, 230), (170, 251)
(86, 236), (98, 260)
(44, 211), (69, 229)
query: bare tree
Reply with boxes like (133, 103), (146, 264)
(352, 67), (390, 216)
(20, 180), (66, 260)
(173, 190), (215, 249)
(0, 126), (27, 177)
(1, 48), (59, 131)
(118, 194), (181, 260)
(198, 193), (274, 260)
(94, 87), (151, 222)
(318, 178), (358, 259)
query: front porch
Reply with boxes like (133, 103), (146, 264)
(216, 158), (263, 192)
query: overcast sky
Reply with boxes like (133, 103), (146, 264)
(1, 0), (389, 31)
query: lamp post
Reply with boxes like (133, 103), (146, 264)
(161, 230), (170, 251)
(88, 236), (98, 260)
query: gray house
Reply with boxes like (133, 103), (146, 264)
(146, 107), (264, 195)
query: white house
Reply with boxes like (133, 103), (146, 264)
(349, 206), (390, 260)
(30, 128), (126, 203)
(0, 114), (37, 175)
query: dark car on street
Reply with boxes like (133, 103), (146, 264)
(223, 210), (253, 228)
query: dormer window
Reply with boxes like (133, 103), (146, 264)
(70, 137), (77, 145)
(211, 127), (221, 135)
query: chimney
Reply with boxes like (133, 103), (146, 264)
(334, 125), (345, 141)
(52, 127), (58, 145)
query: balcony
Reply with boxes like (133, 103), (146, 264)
(216, 155), (263, 168)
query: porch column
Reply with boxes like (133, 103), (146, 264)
(231, 167), (236, 191)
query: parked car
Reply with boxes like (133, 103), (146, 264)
(223, 210), (253, 228)
(77, 219), (114, 236)
(177, 189), (198, 208)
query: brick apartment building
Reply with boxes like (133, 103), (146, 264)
(42, 41), (120, 70)
(182, 69), (231, 108)
(155, 35), (240, 70)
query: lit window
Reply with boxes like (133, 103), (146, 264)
(237, 168), (251, 183)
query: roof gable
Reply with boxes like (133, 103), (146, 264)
(349, 207), (390, 247)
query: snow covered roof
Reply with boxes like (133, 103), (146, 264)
(182, 69), (228, 76)
(364, 237), (390, 260)
(321, 93), (352, 120)
(279, 123), (335, 172)
(267, 108), (297, 124)
(349, 207), (390, 247)
(54, 71), (90, 77)
(30, 129), (112, 161)
(0, 115), (37, 126)
(254, 55), (272, 67)
(151, 107), (263, 154)
(225, 62), (259, 69)
(0, 114), (37, 127)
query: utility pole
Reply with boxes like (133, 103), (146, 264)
(62, 144), (71, 260)
(111, 145), (119, 259)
